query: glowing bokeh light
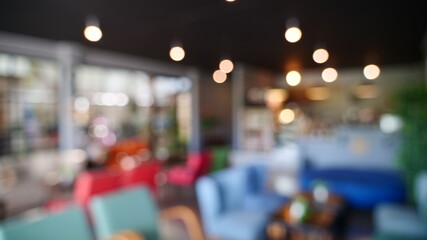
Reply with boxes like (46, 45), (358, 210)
(286, 71), (301, 86)
(169, 46), (185, 61)
(213, 70), (227, 83)
(380, 114), (402, 134)
(115, 93), (129, 107)
(93, 124), (109, 138)
(265, 89), (288, 109)
(219, 59), (234, 73)
(313, 48), (329, 64)
(363, 64), (380, 80)
(354, 84), (380, 99)
(74, 97), (90, 112)
(321, 68), (338, 82)
(285, 27), (302, 43)
(101, 93), (116, 106)
(305, 87), (331, 101)
(279, 108), (295, 124)
(84, 25), (102, 42)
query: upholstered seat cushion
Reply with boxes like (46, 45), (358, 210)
(214, 210), (269, 240)
(375, 203), (427, 239)
(243, 192), (288, 214)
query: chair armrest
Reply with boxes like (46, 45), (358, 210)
(160, 206), (205, 240)
(106, 230), (145, 240)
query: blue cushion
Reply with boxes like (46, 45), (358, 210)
(375, 203), (427, 240)
(301, 168), (406, 209)
(214, 210), (269, 240)
(243, 192), (288, 214)
(211, 167), (249, 212)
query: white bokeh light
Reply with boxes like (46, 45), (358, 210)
(364, 64), (381, 80)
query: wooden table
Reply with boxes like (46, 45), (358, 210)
(267, 192), (346, 240)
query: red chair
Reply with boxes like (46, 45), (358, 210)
(44, 168), (123, 215)
(166, 151), (212, 187)
(73, 169), (123, 212)
(121, 161), (163, 196)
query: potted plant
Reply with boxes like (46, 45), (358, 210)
(393, 85), (427, 202)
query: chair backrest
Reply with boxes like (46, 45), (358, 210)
(415, 171), (427, 223)
(196, 176), (222, 236)
(209, 146), (229, 172)
(121, 161), (163, 194)
(0, 207), (93, 240)
(246, 164), (268, 194)
(187, 151), (211, 176)
(90, 186), (159, 240)
(210, 166), (249, 212)
(73, 169), (122, 210)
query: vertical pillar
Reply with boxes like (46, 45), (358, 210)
(56, 43), (81, 151)
(231, 64), (245, 150)
(187, 68), (201, 152)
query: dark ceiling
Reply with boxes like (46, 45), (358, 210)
(0, 0), (426, 72)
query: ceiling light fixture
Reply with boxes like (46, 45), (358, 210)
(169, 41), (185, 62)
(213, 70), (227, 83)
(219, 59), (234, 73)
(313, 48), (329, 64)
(284, 18), (302, 43)
(84, 15), (102, 42)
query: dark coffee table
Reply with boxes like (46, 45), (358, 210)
(267, 192), (346, 240)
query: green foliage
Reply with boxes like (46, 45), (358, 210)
(393, 85), (427, 203)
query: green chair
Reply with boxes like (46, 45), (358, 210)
(374, 171), (427, 240)
(209, 146), (229, 172)
(0, 207), (93, 240)
(90, 186), (205, 240)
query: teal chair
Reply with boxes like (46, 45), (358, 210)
(90, 186), (205, 240)
(374, 171), (427, 240)
(0, 207), (93, 240)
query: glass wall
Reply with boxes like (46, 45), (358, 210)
(0, 53), (58, 156)
(74, 65), (192, 165)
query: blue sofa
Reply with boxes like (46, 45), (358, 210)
(297, 126), (406, 209)
(300, 168), (406, 209)
(196, 164), (288, 240)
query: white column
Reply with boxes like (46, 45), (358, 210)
(231, 64), (245, 150)
(56, 43), (81, 150)
(187, 68), (201, 152)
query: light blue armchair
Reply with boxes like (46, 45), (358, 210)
(374, 171), (427, 240)
(0, 207), (93, 240)
(196, 164), (288, 240)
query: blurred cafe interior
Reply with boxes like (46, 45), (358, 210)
(0, 1), (426, 240)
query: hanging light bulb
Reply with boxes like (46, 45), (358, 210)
(313, 48), (329, 64)
(219, 59), (234, 73)
(169, 42), (185, 62)
(213, 70), (227, 83)
(284, 18), (302, 43)
(84, 15), (102, 42)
